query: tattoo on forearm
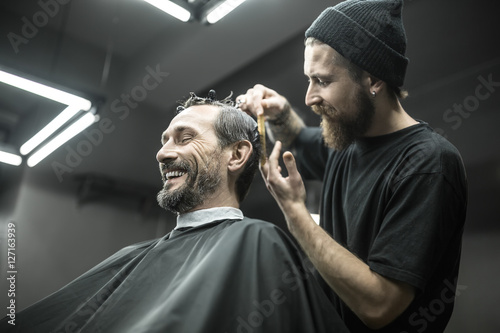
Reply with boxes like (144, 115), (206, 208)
(267, 103), (306, 148)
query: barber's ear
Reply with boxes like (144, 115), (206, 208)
(227, 140), (252, 173)
(368, 75), (384, 94)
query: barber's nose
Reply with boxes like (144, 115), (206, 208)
(305, 84), (322, 107)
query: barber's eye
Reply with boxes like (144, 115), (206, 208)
(317, 78), (329, 87)
(308, 77), (329, 87)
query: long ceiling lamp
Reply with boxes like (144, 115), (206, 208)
(143, 0), (191, 22)
(27, 112), (96, 167)
(143, 0), (248, 24)
(0, 70), (91, 111)
(205, 0), (247, 24)
(20, 105), (81, 155)
(0, 68), (93, 167)
(0, 149), (22, 166)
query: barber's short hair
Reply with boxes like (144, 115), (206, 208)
(178, 91), (262, 202)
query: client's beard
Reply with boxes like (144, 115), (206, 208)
(157, 156), (222, 214)
(313, 88), (375, 151)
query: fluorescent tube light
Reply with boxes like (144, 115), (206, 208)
(143, 0), (191, 22)
(27, 113), (96, 167)
(0, 150), (22, 166)
(20, 105), (81, 155)
(206, 0), (247, 24)
(0, 70), (91, 111)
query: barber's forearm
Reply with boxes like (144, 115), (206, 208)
(266, 104), (305, 148)
(284, 204), (414, 329)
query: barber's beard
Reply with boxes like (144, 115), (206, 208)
(156, 152), (222, 214)
(313, 88), (375, 151)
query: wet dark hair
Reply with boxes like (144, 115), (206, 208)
(177, 91), (262, 202)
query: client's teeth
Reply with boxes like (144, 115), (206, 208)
(166, 171), (186, 180)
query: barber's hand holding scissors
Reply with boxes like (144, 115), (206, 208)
(236, 84), (290, 119)
(237, 85), (307, 230)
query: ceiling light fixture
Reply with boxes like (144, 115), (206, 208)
(27, 112), (97, 167)
(143, 0), (191, 22)
(0, 68), (95, 166)
(142, 0), (249, 24)
(20, 105), (81, 155)
(0, 70), (91, 111)
(205, 0), (247, 24)
(0, 150), (22, 166)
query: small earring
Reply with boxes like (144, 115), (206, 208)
(371, 91), (376, 97)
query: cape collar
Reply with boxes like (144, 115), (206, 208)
(175, 207), (243, 230)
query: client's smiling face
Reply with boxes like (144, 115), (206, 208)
(156, 105), (223, 214)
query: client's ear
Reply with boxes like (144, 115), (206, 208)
(227, 140), (252, 174)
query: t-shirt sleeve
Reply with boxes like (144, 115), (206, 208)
(367, 172), (466, 291)
(292, 127), (330, 181)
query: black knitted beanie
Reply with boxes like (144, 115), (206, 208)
(305, 0), (409, 88)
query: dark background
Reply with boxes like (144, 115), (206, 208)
(0, 0), (499, 331)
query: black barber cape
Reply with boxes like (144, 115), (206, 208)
(2, 218), (348, 333)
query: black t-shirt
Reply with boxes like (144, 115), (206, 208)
(293, 122), (467, 333)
